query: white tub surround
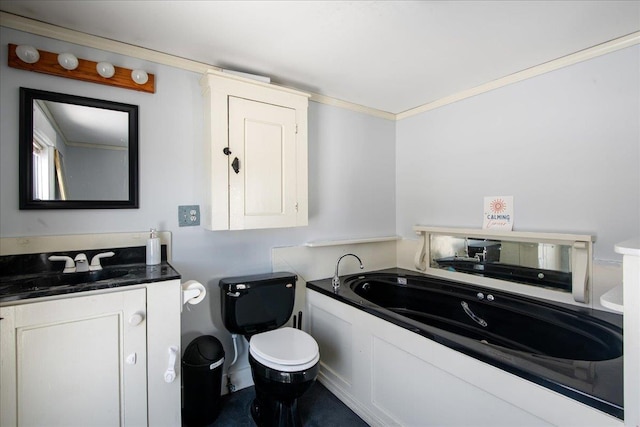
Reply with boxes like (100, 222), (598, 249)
(615, 238), (640, 427)
(304, 236), (400, 247)
(273, 230), (626, 426)
(600, 284), (623, 313)
(306, 288), (621, 427)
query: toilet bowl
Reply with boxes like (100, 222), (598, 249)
(219, 273), (320, 427)
(249, 328), (319, 426)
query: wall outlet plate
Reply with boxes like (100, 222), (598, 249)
(178, 205), (200, 227)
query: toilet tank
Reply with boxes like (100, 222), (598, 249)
(219, 272), (296, 335)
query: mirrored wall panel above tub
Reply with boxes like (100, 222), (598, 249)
(430, 236), (573, 291)
(414, 226), (594, 304)
(19, 88), (139, 209)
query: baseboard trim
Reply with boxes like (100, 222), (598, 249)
(317, 371), (391, 427)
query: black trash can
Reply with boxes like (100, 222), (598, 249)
(182, 335), (225, 426)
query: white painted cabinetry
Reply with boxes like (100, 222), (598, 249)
(306, 289), (622, 427)
(615, 238), (640, 427)
(201, 70), (309, 230)
(0, 280), (181, 427)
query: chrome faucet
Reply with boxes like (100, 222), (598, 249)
(332, 253), (364, 292)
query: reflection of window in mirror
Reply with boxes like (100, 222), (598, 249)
(53, 149), (67, 200)
(32, 102), (56, 200)
(32, 139), (50, 200)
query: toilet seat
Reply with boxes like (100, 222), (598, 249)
(250, 327), (319, 372)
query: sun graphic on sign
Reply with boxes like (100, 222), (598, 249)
(490, 198), (507, 214)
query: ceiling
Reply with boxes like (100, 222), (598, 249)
(1, 1), (639, 114)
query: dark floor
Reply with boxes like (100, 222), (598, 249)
(210, 381), (369, 427)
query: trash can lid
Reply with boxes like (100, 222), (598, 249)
(183, 335), (225, 367)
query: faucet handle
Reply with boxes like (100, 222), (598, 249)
(49, 255), (76, 273)
(90, 251), (115, 271)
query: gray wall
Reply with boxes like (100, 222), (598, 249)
(65, 146), (128, 200)
(396, 45), (640, 261)
(0, 27), (397, 354)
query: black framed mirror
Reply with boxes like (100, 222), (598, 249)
(19, 87), (139, 209)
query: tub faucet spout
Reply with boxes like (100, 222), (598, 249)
(332, 253), (364, 292)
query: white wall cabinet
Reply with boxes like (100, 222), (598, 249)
(201, 70), (309, 230)
(0, 279), (181, 427)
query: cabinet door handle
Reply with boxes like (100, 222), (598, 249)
(164, 346), (178, 383)
(129, 312), (145, 326)
(231, 157), (240, 174)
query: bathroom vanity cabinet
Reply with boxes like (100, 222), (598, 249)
(0, 279), (181, 427)
(201, 70), (309, 230)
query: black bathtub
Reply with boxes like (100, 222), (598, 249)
(307, 268), (623, 419)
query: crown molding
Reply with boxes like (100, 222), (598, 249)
(1, 11), (393, 119)
(397, 31), (640, 120)
(0, 11), (213, 73)
(3, 11), (638, 122)
(308, 93), (396, 120)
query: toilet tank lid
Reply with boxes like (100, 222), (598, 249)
(218, 272), (297, 289)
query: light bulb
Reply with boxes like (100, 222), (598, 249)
(58, 53), (79, 70)
(96, 62), (115, 78)
(15, 45), (39, 64)
(131, 69), (148, 85)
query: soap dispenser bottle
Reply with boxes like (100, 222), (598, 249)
(146, 229), (161, 266)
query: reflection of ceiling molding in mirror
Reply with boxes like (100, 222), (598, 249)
(19, 87), (139, 209)
(37, 99), (129, 151)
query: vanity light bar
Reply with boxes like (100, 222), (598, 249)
(8, 43), (155, 93)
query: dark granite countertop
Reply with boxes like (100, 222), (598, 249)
(0, 246), (181, 305)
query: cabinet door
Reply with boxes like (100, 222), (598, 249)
(228, 96), (298, 230)
(146, 279), (182, 426)
(0, 289), (147, 427)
